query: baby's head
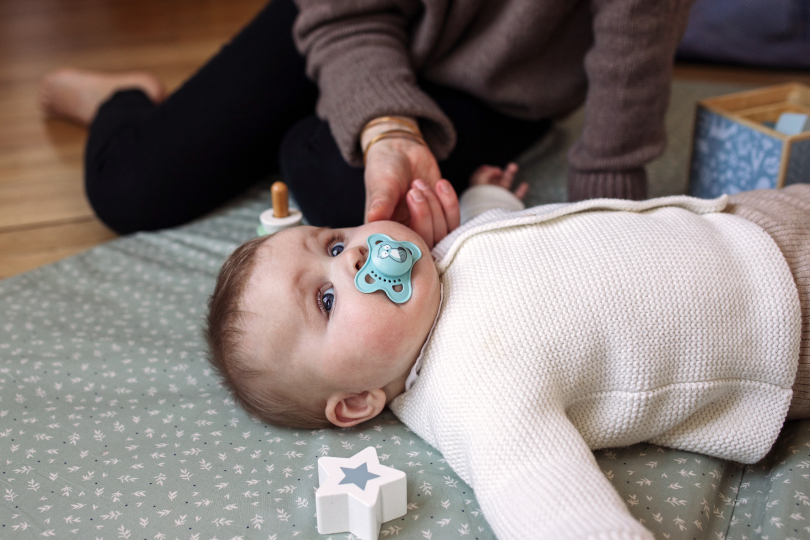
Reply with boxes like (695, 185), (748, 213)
(206, 221), (441, 429)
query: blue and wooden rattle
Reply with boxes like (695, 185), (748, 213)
(355, 234), (422, 303)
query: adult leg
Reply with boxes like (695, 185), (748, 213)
(85, 0), (317, 234)
(725, 184), (810, 420)
(279, 81), (551, 228)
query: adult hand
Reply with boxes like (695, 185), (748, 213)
(362, 117), (459, 248)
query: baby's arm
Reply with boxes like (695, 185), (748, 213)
(470, 406), (654, 539)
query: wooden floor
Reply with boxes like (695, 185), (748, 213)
(1, 0), (809, 280)
(0, 0), (268, 279)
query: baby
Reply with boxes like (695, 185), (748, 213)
(206, 171), (810, 540)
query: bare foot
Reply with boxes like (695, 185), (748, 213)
(39, 68), (166, 125)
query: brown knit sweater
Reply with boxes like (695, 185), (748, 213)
(293, 0), (694, 201)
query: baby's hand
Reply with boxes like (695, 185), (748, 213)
(406, 178), (460, 249)
(469, 163), (528, 199)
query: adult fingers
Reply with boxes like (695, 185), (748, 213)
(364, 159), (408, 223)
(365, 139), (435, 224)
(435, 179), (460, 232)
(414, 179), (447, 243)
(365, 188), (396, 223)
(406, 187), (434, 248)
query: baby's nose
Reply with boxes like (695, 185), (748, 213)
(351, 246), (368, 274)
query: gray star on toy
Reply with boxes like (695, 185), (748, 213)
(339, 462), (381, 490)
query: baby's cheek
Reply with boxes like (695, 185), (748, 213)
(353, 328), (405, 375)
(342, 287), (413, 352)
(354, 318), (400, 356)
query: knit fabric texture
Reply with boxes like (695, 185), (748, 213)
(567, 167), (647, 202)
(725, 184), (810, 420)
(293, 0), (694, 185)
(390, 196), (801, 540)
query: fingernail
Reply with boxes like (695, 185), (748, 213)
(414, 179), (428, 190)
(410, 188), (425, 202)
(438, 181), (450, 193)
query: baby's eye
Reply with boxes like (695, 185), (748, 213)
(330, 242), (345, 257)
(321, 287), (335, 313)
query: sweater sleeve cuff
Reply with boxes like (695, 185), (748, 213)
(567, 168), (647, 202)
(318, 74), (457, 167)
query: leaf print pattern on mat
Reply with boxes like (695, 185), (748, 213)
(2, 186), (810, 539)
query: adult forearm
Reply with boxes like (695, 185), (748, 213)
(568, 0), (694, 180)
(293, 0), (455, 166)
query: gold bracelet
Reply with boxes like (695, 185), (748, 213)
(363, 130), (426, 165)
(362, 116), (421, 137)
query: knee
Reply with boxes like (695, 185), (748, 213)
(279, 115), (365, 228)
(85, 151), (183, 235)
(278, 114), (324, 176)
(84, 164), (151, 235)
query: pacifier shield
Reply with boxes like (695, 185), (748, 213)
(355, 234), (422, 303)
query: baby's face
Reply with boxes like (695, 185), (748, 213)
(242, 221), (441, 402)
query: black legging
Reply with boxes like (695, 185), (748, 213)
(85, 0), (551, 234)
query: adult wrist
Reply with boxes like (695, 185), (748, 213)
(361, 116), (426, 165)
(360, 116), (420, 148)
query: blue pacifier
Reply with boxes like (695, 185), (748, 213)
(354, 234), (422, 304)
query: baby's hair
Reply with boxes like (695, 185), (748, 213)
(205, 235), (331, 429)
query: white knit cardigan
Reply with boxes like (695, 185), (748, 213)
(390, 192), (801, 539)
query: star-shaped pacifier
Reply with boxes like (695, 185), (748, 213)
(354, 234), (422, 304)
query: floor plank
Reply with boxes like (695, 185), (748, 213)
(0, 0), (266, 279)
(0, 218), (116, 279)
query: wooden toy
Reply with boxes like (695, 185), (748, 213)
(689, 83), (810, 199)
(257, 181), (303, 236)
(775, 112), (810, 136)
(316, 446), (407, 540)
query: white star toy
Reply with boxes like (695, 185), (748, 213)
(316, 446), (407, 540)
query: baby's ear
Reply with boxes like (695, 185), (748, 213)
(325, 389), (386, 428)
